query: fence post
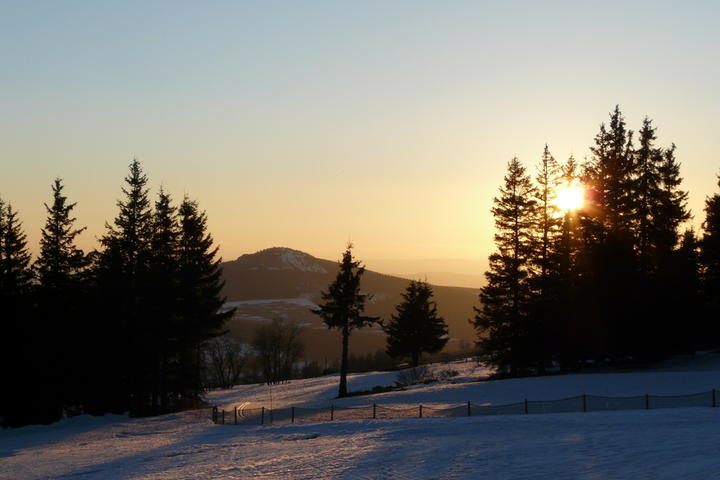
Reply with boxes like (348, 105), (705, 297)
(524, 399), (529, 414)
(291, 406), (295, 423)
(645, 394), (650, 410)
(331, 405), (334, 421)
(419, 404), (423, 418)
(261, 406), (265, 425)
(234, 406), (238, 425)
(221, 410), (225, 424)
(583, 395), (587, 413)
(373, 403), (376, 419)
(713, 389), (717, 408)
(270, 408), (273, 425)
(212, 406), (217, 424)
(467, 401), (471, 417)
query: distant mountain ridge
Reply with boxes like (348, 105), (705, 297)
(219, 247), (479, 361)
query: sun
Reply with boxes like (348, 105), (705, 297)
(554, 180), (584, 212)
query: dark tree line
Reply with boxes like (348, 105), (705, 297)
(475, 107), (719, 375)
(1, 160), (231, 427)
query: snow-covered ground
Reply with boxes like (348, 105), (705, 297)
(3, 355), (720, 479)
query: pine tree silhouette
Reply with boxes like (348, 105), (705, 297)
(35, 179), (88, 422)
(474, 158), (537, 375)
(384, 280), (448, 367)
(312, 244), (378, 397)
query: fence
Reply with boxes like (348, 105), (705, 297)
(211, 388), (719, 425)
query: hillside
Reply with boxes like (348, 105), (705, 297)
(4, 354), (720, 479)
(219, 247), (479, 361)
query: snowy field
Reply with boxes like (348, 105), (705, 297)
(3, 355), (720, 479)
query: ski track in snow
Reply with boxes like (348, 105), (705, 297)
(3, 356), (720, 479)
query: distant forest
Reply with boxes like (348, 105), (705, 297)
(475, 106), (720, 375)
(3, 106), (720, 427)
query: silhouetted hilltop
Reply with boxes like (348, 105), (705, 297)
(219, 247), (479, 360)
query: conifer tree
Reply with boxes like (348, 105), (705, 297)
(384, 280), (448, 367)
(632, 118), (663, 273)
(586, 106), (636, 237)
(646, 144), (692, 357)
(0, 201), (34, 426)
(34, 179), (88, 420)
(0, 203), (33, 302)
(581, 107), (639, 359)
(312, 244), (378, 397)
(36, 179), (87, 290)
(529, 146), (562, 368)
(473, 158), (537, 374)
(175, 195), (233, 403)
(654, 144), (690, 254)
(146, 188), (180, 411)
(551, 156), (585, 369)
(701, 175), (720, 345)
(95, 159), (154, 412)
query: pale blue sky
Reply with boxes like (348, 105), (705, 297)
(1, 0), (719, 278)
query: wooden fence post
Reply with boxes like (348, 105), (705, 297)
(221, 410), (225, 424)
(291, 406), (295, 423)
(524, 399), (529, 414)
(467, 401), (471, 417)
(373, 403), (376, 419)
(419, 405), (423, 418)
(212, 406), (217, 424)
(645, 394), (650, 410)
(261, 406), (265, 425)
(331, 405), (334, 421)
(234, 406), (238, 425)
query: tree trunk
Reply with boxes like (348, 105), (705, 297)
(338, 325), (349, 397)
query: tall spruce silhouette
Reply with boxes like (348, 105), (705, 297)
(384, 280), (448, 367)
(312, 244), (377, 397)
(555, 156), (584, 369)
(0, 201), (34, 426)
(147, 188), (180, 412)
(96, 159), (154, 413)
(175, 195), (233, 402)
(702, 175), (720, 343)
(580, 107), (640, 359)
(474, 158), (537, 374)
(529, 145), (562, 369)
(35, 179), (88, 422)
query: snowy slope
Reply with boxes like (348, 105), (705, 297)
(3, 356), (720, 480)
(206, 356), (720, 410)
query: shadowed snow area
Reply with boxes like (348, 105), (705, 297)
(2, 354), (720, 479)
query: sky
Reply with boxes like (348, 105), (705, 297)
(1, 0), (719, 285)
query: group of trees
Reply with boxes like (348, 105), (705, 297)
(312, 244), (450, 397)
(0, 160), (231, 427)
(476, 106), (720, 375)
(20, 109), (710, 420)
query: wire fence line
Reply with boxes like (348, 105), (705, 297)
(211, 388), (720, 425)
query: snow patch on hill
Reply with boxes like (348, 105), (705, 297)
(223, 297), (320, 310)
(278, 249), (328, 273)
